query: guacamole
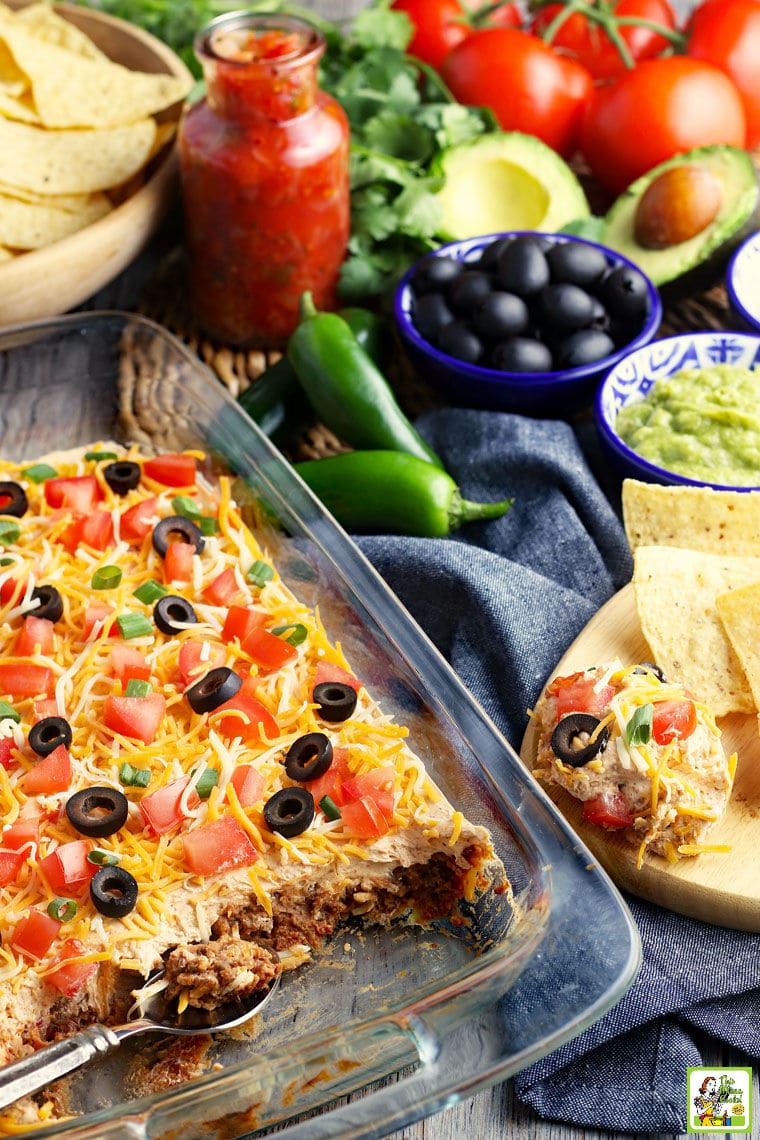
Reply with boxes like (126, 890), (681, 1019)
(616, 364), (760, 486)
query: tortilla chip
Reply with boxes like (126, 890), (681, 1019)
(716, 584), (760, 711)
(0, 115), (156, 194)
(633, 544), (760, 715)
(623, 479), (760, 556)
(0, 244), (13, 263)
(0, 190), (112, 249)
(0, 85), (36, 121)
(12, 2), (108, 60)
(0, 180), (96, 211)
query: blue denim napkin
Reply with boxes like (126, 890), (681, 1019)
(356, 406), (760, 1134)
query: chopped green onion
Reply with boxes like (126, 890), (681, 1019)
(133, 579), (168, 605)
(626, 703), (653, 747)
(171, 495), (202, 520)
(0, 556), (14, 566)
(119, 762), (151, 788)
(47, 897), (77, 923)
(85, 451), (118, 462)
(116, 612), (153, 640)
(125, 678), (151, 698)
(92, 565), (122, 591)
(0, 520), (20, 545)
(20, 463), (57, 483)
(194, 767), (218, 799)
(271, 622), (308, 646)
(246, 560), (274, 588)
(319, 795), (341, 821)
(198, 516), (219, 536)
(87, 848), (121, 866)
(0, 700), (20, 723)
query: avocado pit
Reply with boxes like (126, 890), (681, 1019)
(633, 165), (722, 250)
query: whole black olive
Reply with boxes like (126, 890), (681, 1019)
(285, 732), (333, 782)
(437, 320), (482, 364)
(28, 716), (72, 757)
(537, 283), (596, 332)
(90, 865), (138, 917)
(490, 336), (553, 373)
(551, 713), (609, 768)
(634, 662), (667, 683)
(66, 786), (129, 838)
(598, 265), (650, 322)
(496, 236), (551, 297)
(410, 254), (462, 295)
(30, 584), (64, 623)
(447, 270), (493, 315)
(313, 681), (358, 723)
(0, 482), (28, 518)
(186, 667), (241, 713)
(103, 461), (141, 496)
(472, 292), (529, 341)
(263, 786), (315, 838)
(412, 293), (453, 344)
(476, 236), (514, 270)
(546, 241), (609, 288)
(152, 516), (204, 559)
(154, 594), (198, 635)
(554, 329), (616, 370)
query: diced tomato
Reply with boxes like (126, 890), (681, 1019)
(177, 640), (227, 687)
(109, 644), (151, 687)
(120, 496), (158, 543)
(314, 661), (360, 692)
(307, 745), (352, 808)
(34, 698), (59, 722)
(212, 679), (279, 742)
(44, 475), (101, 512)
(143, 454), (196, 487)
(0, 576), (26, 606)
(183, 815), (259, 876)
(103, 693), (166, 744)
(140, 776), (199, 836)
(228, 764), (265, 808)
(79, 509), (114, 552)
(20, 744), (72, 794)
(582, 790), (634, 831)
(0, 847), (26, 886)
(340, 796), (390, 839)
(84, 602), (116, 640)
(551, 673), (616, 720)
(203, 567), (240, 607)
(342, 765), (396, 822)
(0, 737), (16, 770)
(1, 815), (40, 849)
(15, 615), (55, 657)
(12, 909), (61, 961)
(241, 626), (298, 672)
(46, 938), (99, 997)
(54, 513), (86, 554)
(652, 699), (697, 746)
(221, 605), (265, 645)
(38, 839), (95, 897)
(0, 662), (55, 699)
(163, 540), (195, 585)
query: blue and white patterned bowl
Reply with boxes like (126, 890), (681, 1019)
(726, 232), (760, 333)
(595, 330), (760, 490)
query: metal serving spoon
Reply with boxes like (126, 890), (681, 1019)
(0, 970), (280, 1110)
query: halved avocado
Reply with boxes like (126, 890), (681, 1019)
(602, 145), (760, 301)
(433, 131), (590, 241)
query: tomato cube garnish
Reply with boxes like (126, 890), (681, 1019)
(15, 615), (55, 657)
(103, 693), (166, 744)
(109, 645), (151, 687)
(228, 764), (265, 808)
(0, 736), (16, 770)
(221, 605), (265, 645)
(582, 790), (633, 831)
(0, 846), (26, 887)
(143, 454), (197, 487)
(341, 765), (396, 821)
(203, 567), (240, 607)
(20, 744), (72, 794)
(34, 698), (59, 722)
(46, 939), (99, 997)
(183, 816), (258, 876)
(0, 576), (27, 606)
(314, 661), (359, 692)
(552, 674), (615, 720)
(177, 640), (227, 688)
(79, 509), (114, 552)
(211, 680), (279, 742)
(340, 796), (390, 839)
(0, 662), (55, 700)
(1, 815), (40, 849)
(38, 839), (95, 897)
(12, 908), (61, 961)
(84, 602), (116, 641)
(140, 776), (199, 836)
(163, 540), (195, 585)
(652, 699), (697, 745)
(44, 475), (101, 512)
(120, 496), (158, 543)
(241, 626), (298, 672)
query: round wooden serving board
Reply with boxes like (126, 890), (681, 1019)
(520, 583), (760, 931)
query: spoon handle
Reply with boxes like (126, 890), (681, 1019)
(0, 1024), (121, 1110)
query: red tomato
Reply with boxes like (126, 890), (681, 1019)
(120, 497), (158, 543)
(441, 28), (593, 157)
(143, 454), (196, 487)
(0, 662), (55, 699)
(241, 626), (298, 672)
(84, 602), (116, 640)
(0, 847), (26, 886)
(163, 541), (195, 585)
(38, 839), (95, 897)
(340, 796), (390, 839)
(342, 765), (396, 820)
(140, 776), (198, 836)
(652, 699), (697, 745)
(34, 698), (59, 721)
(203, 567), (240, 607)
(687, 0), (760, 149)
(308, 745), (352, 808)
(79, 509), (114, 552)
(109, 644), (151, 687)
(228, 764), (265, 808)
(12, 909), (61, 961)
(0, 737), (16, 769)
(46, 939), (99, 997)
(1, 815), (40, 849)
(183, 815), (259, 876)
(221, 605), (265, 645)
(15, 615), (55, 657)
(178, 640), (227, 687)
(103, 693), (166, 744)
(579, 56), (746, 195)
(21, 744), (72, 794)
(314, 661), (360, 692)
(532, 0), (677, 80)
(212, 680), (280, 742)
(582, 790), (633, 830)
(43, 475), (100, 512)
(550, 673), (615, 720)
(391, 0), (471, 68)
(0, 576), (27, 606)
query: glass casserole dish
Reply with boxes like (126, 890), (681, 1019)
(0, 312), (641, 1139)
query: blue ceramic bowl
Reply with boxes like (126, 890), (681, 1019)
(595, 330), (760, 490)
(726, 232), (760, 333)
(393, 231), (663, 417)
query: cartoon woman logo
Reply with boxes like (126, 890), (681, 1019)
(694, 1076), (720, 1126)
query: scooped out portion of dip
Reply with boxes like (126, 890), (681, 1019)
(531, 659), (735, 866)
(615, 364), (760, 486)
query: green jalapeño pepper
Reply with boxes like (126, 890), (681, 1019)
(294, 451), (513, 537)
(287, 292), (443, 468)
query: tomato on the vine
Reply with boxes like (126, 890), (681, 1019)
(441, 28), (592, 157)
(687, 0), (760, 150)
(579, 57), (746, 195)
(391, 0), (521, 69)
(532, 0), (677, 80)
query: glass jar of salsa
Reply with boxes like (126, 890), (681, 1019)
(179, 13), (350, 349)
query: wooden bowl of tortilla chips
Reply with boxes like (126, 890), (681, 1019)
(0, 1), (193, 324)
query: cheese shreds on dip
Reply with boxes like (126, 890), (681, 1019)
(531, 659), (735, 866)
(0, 444), (505, 1126)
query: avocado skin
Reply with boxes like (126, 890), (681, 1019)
(601, 145), (760, 305)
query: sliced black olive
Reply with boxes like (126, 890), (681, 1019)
(634, 661), (667, 683)
(154, 594), (198, 634)
(30, 584), (63, 623)
(103, 460), (141, 496)
(263, 786), (314, 838)
(28, 716), (72, 757)
(313, 681), (357, 723)
(90, 865), (138, 917)
(551, 713), (609, 768)
(66, 786), (129, 837)
(186, 666), (241, 714)
(0, 482), (28, 518)
(152, 516), (205, 559)
(285, 732), (333, 782)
